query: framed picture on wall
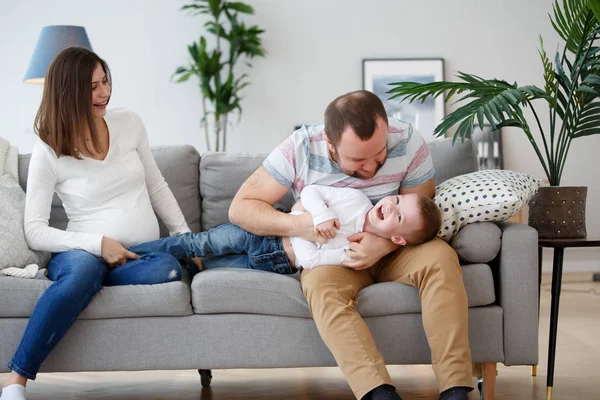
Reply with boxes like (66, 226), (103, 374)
(362, 58), (445, 142)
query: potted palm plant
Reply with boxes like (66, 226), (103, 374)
(387, 0), (600, 238)
(173, 0), (265, 152)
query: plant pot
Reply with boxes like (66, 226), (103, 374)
(528, 186), (587, 239)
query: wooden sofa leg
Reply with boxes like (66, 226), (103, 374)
(482, 362), (497, 400)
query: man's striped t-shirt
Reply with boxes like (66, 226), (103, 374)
(263, 118), (435, 205)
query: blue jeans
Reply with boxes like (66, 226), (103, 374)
(129, 223), (295, 275)
(8, 249), (181, 380)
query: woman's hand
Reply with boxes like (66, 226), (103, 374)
(101, 236), (139, 267)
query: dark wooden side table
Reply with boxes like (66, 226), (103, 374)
(537, 237), (600, 400)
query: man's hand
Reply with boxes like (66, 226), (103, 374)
(101, 236), (139, 268)
(315, 218), (340, 240)
(342, 232), (399, 270)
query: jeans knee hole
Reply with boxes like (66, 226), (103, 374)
(168, 269), (179, 280)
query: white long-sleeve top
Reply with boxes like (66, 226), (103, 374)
(24, 108), (190, 257)
(289, 185), (373, 269)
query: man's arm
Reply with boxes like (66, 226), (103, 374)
(229, 166), (316, 240)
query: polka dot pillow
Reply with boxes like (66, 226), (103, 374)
(434, 170), (541, 241)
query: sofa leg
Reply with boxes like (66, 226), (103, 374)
(198, 369), (212, 387)
(482, 362), (496, 400)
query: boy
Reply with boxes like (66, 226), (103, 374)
(129, 185), (441, 272)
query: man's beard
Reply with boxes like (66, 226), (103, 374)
(332, 149), (387, 179)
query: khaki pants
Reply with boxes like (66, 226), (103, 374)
(300, 237), (473, 399)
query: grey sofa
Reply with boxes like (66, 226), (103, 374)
(0, 138), (538, 398)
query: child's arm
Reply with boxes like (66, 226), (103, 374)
(300, 185), (369, 223)
(299, 185), (338, 226)
(292, 237), (352, 269)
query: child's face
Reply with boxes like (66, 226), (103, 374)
(365, 193), (423, 245)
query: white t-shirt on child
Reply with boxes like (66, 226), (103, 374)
(290, 185), (373, 269)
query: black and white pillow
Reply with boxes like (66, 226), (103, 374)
(434, 170), (541, 241)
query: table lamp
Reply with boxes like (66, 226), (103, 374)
(24, 25), (93, 84)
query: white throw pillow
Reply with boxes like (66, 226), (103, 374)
(0, 175), (50, 270)
(434, 170), (541, 242)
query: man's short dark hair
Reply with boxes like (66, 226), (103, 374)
(324, 90), (388, 147)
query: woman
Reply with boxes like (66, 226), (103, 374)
(1, 47), (191, 400)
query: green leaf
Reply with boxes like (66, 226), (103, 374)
(572, 125), (600, 136)
(589, 0), (600, 22)
(226, 1), (254, 14)
(175, 70), (195, 83)
(180, 4), (209, 15)
(578, 83), (598, 93)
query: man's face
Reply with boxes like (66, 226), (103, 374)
(329, 117), (388, 179)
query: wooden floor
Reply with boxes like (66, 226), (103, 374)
(2, 273), (599, 400)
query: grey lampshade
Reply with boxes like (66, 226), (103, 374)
(24, 25), (93, 84)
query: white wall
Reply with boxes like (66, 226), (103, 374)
(1, 0), (598, 272)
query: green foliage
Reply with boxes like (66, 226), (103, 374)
(387, 0), (600, 186)
(173, 0), (265, 151)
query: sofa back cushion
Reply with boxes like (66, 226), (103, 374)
(18, 145), (202, 236)
(199, 137), (478, 230)
(429, 137), (478, 185)
(200, 152), (295, 230)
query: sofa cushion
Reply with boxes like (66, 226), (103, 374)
(451, 222), (502, 263)
(191, 264), (495, 317)
(0, 176), (50, 271)
(200, 152), (296, 230)
(428, 137), (479, 185)
(435, 169), (541, 241)
(0, 276), (193, 318)
(199, 139), (478, 231)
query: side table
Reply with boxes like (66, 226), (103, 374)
(536, 237), (600, 400)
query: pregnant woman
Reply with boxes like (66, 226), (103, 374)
(1, 47), (191, 400)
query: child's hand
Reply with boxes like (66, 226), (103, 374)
(315, 218), (340, 240)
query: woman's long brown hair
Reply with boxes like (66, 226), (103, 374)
(34, 47), (111, 158)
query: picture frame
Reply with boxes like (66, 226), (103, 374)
(362, 58), (445, 142)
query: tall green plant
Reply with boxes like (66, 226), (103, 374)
(387, 0), (600, 186)
(173, 0), (265, 151)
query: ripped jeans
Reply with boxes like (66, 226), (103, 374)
(8, 249), (181, 380)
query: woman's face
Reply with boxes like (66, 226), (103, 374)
(91, 63), (111, 118)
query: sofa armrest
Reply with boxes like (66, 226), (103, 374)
(496, 221), (539, 366)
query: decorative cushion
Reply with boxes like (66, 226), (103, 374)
(434, 170), (541, 241)
(0, 175), (50, 270)
(451, 222), (502, 264)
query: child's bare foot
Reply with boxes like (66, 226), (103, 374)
(191, 257), (203, 271)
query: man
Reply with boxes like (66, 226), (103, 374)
(229, 90), (473, 400)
